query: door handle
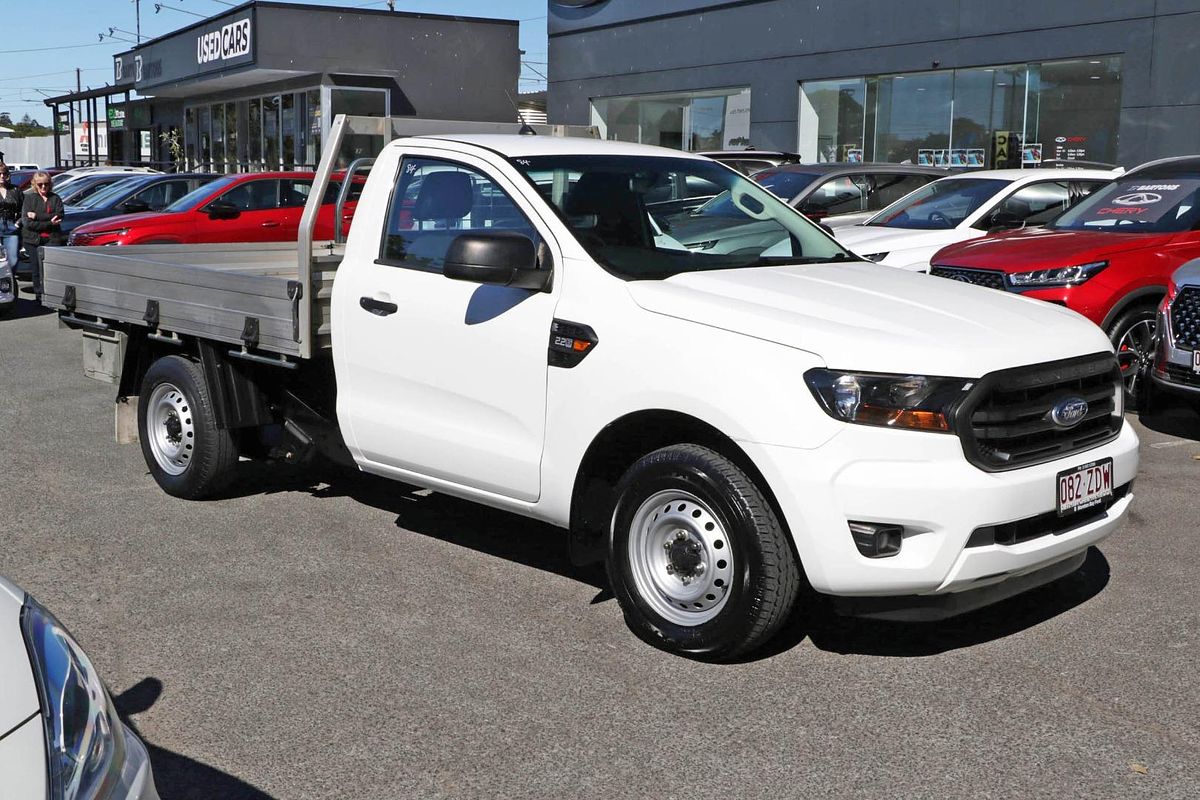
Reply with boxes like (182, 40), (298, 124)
(359, 296), (398, 316)
(261, 221), (280, 228)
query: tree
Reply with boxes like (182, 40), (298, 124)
(5, 114), (47, 138)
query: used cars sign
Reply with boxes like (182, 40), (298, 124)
(197, 18), (251, 64)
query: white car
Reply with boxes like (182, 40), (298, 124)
(55, 166), (161, 180)
(53, 167), (163, 195)
(0, 575), (159, 799)
(834, 168), (1117, 270)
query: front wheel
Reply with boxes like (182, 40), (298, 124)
(607, 444), (800, 660)
(1109, 305), (1157, 403)
(137, 355), (238, 499)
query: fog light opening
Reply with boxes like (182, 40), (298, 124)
(848, 521), (904, 558)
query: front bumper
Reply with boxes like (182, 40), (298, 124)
(1150, 305), (1200, 397)
(741, 420), (1138, 602)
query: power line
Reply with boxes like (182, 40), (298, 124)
(0, 68), (108, 84)
(0, 42), (109, 54)
(521, 61), (548, 81)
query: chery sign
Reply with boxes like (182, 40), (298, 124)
(197, 18), (252, 64)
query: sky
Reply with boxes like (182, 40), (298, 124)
(0, 0), (548, 125)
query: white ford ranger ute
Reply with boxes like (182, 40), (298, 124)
(43, 120), (1139, 659)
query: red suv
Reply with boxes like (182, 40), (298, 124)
(927, 157), (1200, 397)
(68, 171), (359, 246)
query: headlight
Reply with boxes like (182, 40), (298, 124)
(862, 252), (889, 262)
(20, 596), (123, 800)
(805, 369), (972, 432)
(1008, 260), (1107, 288)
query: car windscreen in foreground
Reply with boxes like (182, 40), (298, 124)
(1050, 176), (1200, 232)
(165, 175), (239, 212)
(867, 178), (1008, 229)
(513, 155), (855, 280)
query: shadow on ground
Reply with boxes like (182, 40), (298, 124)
(214, 460), (610, 592)
(1135, 404), (1200, 440)
(211, 460), (1111, 661)
(113, 678), (277, 800)
(755, 546), (1111, 660)
(1, 292), (53, 321)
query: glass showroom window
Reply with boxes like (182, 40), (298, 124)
(591, 88), (751, 151)
(799, 56), (1122, 168)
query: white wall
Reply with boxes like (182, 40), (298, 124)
(0, 135), (69, 169)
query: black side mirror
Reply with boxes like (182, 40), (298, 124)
(988, 210), (1024, 233)
(120, 198), (151, 214)
(205, 201), (240, 220)
(443, 232), (551, 291)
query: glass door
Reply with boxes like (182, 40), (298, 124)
(263, 95), (280, 170)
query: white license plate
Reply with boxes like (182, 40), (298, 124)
(1056, 458), (1114, 516)
(1193, 350), (1200, 373)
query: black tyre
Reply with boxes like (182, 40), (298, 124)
(137, 355), (237, 499)
(1108, 305), (1157, 403)
(607, 444), (800, 660)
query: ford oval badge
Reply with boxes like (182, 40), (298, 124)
(1050, 397), (1089, 428)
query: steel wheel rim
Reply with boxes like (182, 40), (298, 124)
(1116, 316), (1155, 395)
(146, 382), (195, 476)
(627, 490), (734, 626)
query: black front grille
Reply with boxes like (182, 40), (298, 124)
(1164, 363), (1200, 387)
(957, 353), (1123, 471)
(930, 266), (1008, 291)
(1169, 287), (1200, 349)
(966, 483), (1131, 547)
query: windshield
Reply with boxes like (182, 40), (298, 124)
(74, 177), (145, 209)
(512, 155), (855, 280)
(59, 178), (116, 206)
(753, 170), (820, 201)
(867, 178), (1008, 229)
(1050, 175), (1200, 233)
(165, 175), (235, 212)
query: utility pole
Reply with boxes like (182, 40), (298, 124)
(135, 0), (142, 41)
(76, 68), (81, 93)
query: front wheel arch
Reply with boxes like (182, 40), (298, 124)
(567, 409), (794, 569)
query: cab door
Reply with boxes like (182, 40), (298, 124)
(335, 149), (560, 502)
(193, 178), (284, 242)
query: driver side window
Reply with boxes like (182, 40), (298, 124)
(380, 157), (539, 273)
(216, 179), (282, 211)
(800, 176), (865, 216)
(994, 181), (1071, 226)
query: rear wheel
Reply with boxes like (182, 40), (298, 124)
(607, 444), (800, 660)
(138, 355), (237, 499)
(1109, 305), (1157, 403)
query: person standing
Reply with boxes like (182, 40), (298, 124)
(21, 171), (64, 299)
(0, 164), (21, 281)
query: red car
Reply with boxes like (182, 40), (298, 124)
(68, 171), (359, 246)
(927, 157), (1200, 397)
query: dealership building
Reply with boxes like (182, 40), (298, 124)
(548, 1), (1200, 169)
(45, 1), (520, 171)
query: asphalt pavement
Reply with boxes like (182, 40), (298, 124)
(1, 293), (1198, 799)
